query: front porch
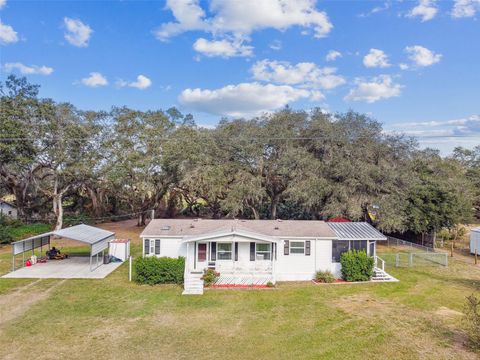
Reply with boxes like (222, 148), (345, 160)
(182, 229), (279, 294)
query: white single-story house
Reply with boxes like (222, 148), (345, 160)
(140, 219), (393, 294)
(0, 200), (17, 219)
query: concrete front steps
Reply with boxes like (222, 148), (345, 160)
(182, 271), (204, 295)
(371, 267), (398, 282)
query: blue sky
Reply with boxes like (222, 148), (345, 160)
(1, 0), (479, 153)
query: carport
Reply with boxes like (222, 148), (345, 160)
(9, 224), (115, 272)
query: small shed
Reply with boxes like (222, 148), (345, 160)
(109, 239), (130, 261)
(0, 200), (17, 219)
(470, 228), (480, 255)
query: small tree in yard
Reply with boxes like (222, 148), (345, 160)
(464, 293), (480, 351)
(340, 250), (374, 282)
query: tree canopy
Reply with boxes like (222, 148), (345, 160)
(0, 75), (476, 233)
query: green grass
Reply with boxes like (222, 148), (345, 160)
(0, 254), (479, 360)
(8, 223), (51, 240)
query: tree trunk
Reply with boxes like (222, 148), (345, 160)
(87, 187), (101, 217)
(248, 205), (260, 220)
(270, 194), (280, 220)
(54, 194), (63, 230)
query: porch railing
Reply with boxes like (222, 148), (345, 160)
(374, 255), (385, 272)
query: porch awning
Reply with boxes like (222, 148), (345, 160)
(182, 229), (280, 244)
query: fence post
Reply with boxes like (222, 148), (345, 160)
(129, 256), (132, 282)
(396, 253), (399, 267)
(445, 253), (448, 267)
(475, 249), (478, 265)
(409, 253), (413, 267)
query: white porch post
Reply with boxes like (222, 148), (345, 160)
(186, 242), (190, 272)
(272, 242), (276, 284)
(231, 241), (234, 272)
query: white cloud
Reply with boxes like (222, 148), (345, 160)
(4, 62), (53, 75)
(193, 38), (253, 58)
(155, 0), (333, 41)
(405, 45), (442, 67)
(363, 48), (391, 68)
(0, 0), (6, 9)
(344, 75), (402, 103)
(269, 39), (282, 51)
(64, 17), (92, 47)
(399, 63), (409, 70)
(0, 21), (18, 44)
(80, 72), (108, 87)
(358, 1), (391, 17)
(390, 115), (480, 137)
(326, 50), (342, 62)
(179, 82), (312, 117)
(452, 0), (480, 18)
(116, 75), (152, 90)
(407, 0), (438, 22)
(251, 59), (346, 90)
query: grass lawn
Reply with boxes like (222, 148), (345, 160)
(0, 221), (479, 359)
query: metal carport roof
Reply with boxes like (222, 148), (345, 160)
(11, 224), (115, 272)
(53, 224), (114, 244)
(327, 222), (387, 241)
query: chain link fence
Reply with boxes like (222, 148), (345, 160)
(378, 236), (448, 267)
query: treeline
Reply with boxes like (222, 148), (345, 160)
(1, 75), (478, 236)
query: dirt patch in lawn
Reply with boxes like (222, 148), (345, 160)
(333, 294), (477, 360)
(0, 279), (64, 327)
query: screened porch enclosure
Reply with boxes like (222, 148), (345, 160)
(331, 240), (377, 263)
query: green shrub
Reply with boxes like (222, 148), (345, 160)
(134, 256), (185, 285)
(201, 268), (220, 286)
(0, 226), (13, 245)
(314, 270), (336, 283)
(340, 250), (374, 282)
(266, 281), (275, 288)
(464, 293), (480, 351)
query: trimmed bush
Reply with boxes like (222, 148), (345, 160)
(340, 250), (374, 282)
(314, 270), (336, 283)
(135, 256), (185, 285)
(201, 268), (220, 286)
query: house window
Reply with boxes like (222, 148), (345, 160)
(256, 243), (271, 260)
(217, 243), (232, 260)
(290, 241), (305, 254)
(144, 239), (160, 256)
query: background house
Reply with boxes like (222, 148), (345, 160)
(0, 200), (17, 219)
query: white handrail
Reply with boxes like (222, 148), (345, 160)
(375, 256), (385, 272)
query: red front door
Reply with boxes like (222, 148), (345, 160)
(198, 243), (207, 262)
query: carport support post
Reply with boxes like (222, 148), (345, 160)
(475, 248), (478, 265)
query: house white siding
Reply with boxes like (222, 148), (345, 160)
(142, 236), (187, 258)
(0, 202), (17, 219)
(275, 239), (333, 281)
